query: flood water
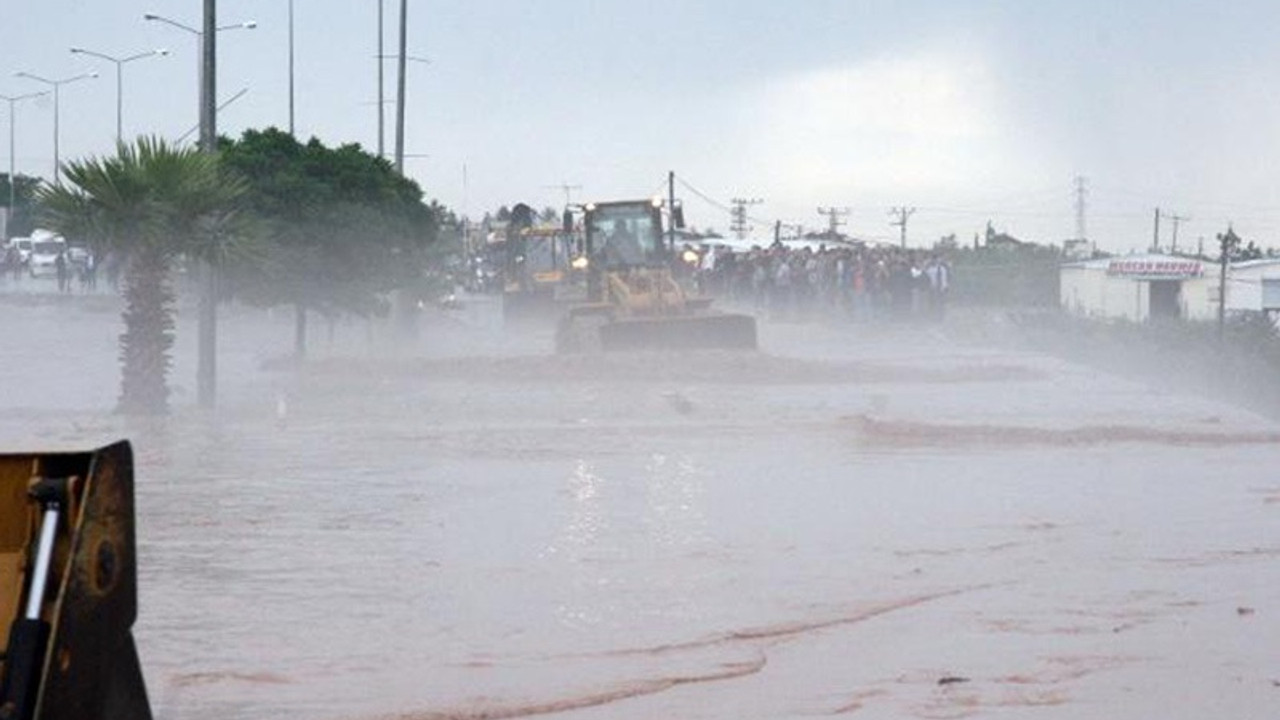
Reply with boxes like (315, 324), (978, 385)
(2, 278), (1278, 720)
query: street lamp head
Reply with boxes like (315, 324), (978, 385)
(156, 48), (171, 56)
(243, 21), (258, 29)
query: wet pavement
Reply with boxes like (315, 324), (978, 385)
(2, 278), (1278, 719)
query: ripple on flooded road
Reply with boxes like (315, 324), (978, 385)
(291, 352), (1046, 386)
(848, 415), (1280, 447)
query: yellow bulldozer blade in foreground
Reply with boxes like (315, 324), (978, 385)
(597, 313), (759, 352)
(555, 266), (759, 353)
(1, 441), (151, 720)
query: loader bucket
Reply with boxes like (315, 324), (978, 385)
(0, 441), (151, 720)
(599, 312), (758, 352)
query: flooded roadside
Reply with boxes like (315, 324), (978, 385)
(1, 290), (1276, 719)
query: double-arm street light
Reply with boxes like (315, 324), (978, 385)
(142, 12), (256, 147)
(13, 71), (97, 185)
(69, 47), (169, 145)
(143, 13), (257, 38)
(0, 91), (47, 233)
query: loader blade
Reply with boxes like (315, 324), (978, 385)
(599, 313), (758, 352)
(0, 441), (151, 720)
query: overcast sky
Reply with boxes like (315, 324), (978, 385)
(5, 0), (1280, 251)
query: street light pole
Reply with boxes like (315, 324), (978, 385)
(394, 0), (407, 173)
(13, 72), (97, 185)
(377, 0), (384, 157)
(0, 91), (47, 236)
(142, 12), (255, 145)
(288, 0), (295, 135)
(197, 0), (218, 408)
(69, 47), (168, 145)
(201, 1), (217, 152)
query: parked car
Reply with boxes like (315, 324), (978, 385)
(7, 237), (33, 265)
(66, 244), (92, 269)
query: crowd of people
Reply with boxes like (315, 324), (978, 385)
(685, 242), (952, 322)
(2, 246), (102, 293)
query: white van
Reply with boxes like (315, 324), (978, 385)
(28, 236), (67, 278)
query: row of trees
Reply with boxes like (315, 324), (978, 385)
(35, 129), (448, 415)
(0, 174), (42, 237)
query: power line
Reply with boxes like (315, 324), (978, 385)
(1151, 207), (1191, 252)
(730, 197), (763, 240)
(816, 206), (850, 236)
(1073, 175), (1088, 242)
(889, 206), (915, 248)
(675, 175), (733, 214)
(1166, 212), (1191, 253)
(675, 175), (774, 232)
(544, 181), (581, 206)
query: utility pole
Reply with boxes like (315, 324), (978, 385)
(816, 206), (850, 237)
(288, 0), (295, 135)
(376, 0), (384, 158)
(1217, 226), (1240, 340)
(199, 2), (217, 153)
(1073, 175), (1088, 241)
(1167, 213), (1190, 254)
(667, 171), (676, 254)
(1152, 207), (1160, 252)
(198, 0), (218, 409)
(2, 92), (46, 235)
(393, 0), (407, 173)
(889, 206), (915, 248)
(729, 197), (762, 240)
(544, 181), (581, 206)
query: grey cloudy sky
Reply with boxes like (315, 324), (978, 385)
(5, 0), (1280, 250)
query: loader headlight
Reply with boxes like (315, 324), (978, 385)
(651, 196), (664, 208)
(681, 249), (699, 264)
(571, 256), (589, 270)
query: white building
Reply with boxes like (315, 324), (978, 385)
(1059, 254), (1207, 321)
(1062, 254), (1280, 322)
(1183, 258), (1280, 321)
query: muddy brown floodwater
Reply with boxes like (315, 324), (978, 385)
(2, 285), (1278, 720)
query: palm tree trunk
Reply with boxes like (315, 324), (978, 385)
(294, 302), (307, 360)
(118, 248), (174, 415)
(197, 261), (218, 408)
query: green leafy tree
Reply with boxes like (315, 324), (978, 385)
(1, 173), (43, 237)
(219, 128), (441, 358)
(38, 138), (249, 414)
(949, 238), (1063, 308)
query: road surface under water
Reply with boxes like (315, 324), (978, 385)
(1, 281), (1277, 720)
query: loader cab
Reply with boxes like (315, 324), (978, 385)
(583, 200), (666, 270)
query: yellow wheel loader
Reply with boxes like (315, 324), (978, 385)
(1, 442), (150, 720)
(555, 199), (757, 353)
(501, 226), (583, 324)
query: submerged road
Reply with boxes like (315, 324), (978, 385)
(1, 286), (1277, 719)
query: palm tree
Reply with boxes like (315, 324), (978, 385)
(39, 137), (248, 415)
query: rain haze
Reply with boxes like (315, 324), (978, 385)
(2, 2), (1280, 720)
